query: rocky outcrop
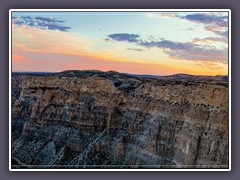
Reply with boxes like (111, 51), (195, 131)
(11, 71), (229, 169)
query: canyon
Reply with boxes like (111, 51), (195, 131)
(11, 70), (229, 169)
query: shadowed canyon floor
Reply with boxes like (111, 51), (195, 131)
(11, 70), (229, 169)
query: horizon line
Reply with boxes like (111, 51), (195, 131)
(12, 69), (228, 77)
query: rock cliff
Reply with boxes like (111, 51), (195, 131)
(11, 70), (229, 169)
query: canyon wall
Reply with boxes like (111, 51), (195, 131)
(11, 71), (229, 169)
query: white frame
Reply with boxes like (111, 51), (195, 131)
(9, 9), (231, 171)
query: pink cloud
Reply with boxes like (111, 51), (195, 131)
(12, 25), (90, 56)
(12, 52), (182, 75)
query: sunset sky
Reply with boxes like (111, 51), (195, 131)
(12, 11), (229, 75)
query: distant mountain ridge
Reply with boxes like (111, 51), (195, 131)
(12, 70), (228, 82)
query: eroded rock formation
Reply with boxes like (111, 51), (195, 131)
(11, 71), (229, 169)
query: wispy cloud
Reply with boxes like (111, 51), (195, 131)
(179, 27), (196, 31)
(146, 13), (177, 19)
(127, 48), (144, 52)
(12, 16), (71, 32)
(139, 40), (193, 50)
(106, 33), (140, 43)
(161, 13), (178, 18)
(148, 40), (228, 63)
(183, 13), (228, 27)
(193, 37), (228, 44)
(195, 61), (225, 70)
(204, 26), (228, 38)
(165, 46), (227, 63)
(146, 12), (229, 39)
(106, 33), (228, 64)
(182, 13), (228, 39)
(146, 12), (229, 41)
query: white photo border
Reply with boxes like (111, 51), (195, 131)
(9, 9), (231, 171)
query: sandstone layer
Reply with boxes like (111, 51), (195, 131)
(11, 71), (229, 169)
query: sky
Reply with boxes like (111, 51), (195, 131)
(12, 11), (229, 75)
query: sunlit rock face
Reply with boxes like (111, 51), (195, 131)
(11, 71), (229, 169)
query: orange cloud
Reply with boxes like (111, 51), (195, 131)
(12, 25), (134, 64)
(12, 54), (32, 63)
(161, 13), (177, 18)
(193, 37), (228, 44)
(12, 51), (226, 76)
(146, 13), (177, 19)
(12, 54), (25, 62)
(12, 25), (91, 56)
(205, 25), (224, 32)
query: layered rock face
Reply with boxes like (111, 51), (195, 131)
(11, 71), (229, 169)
